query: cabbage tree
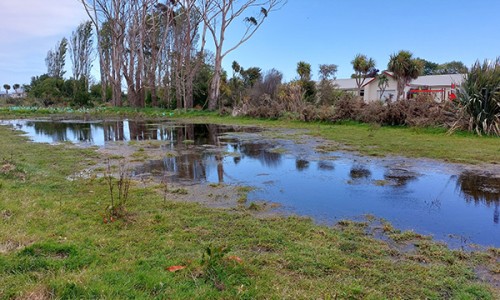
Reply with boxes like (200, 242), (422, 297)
(387, 50), (422, 100)
(351, 54), (375, 96)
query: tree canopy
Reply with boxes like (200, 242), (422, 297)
(388, 50), (423, 100)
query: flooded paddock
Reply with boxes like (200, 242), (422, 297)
(2, 119), (499, 248)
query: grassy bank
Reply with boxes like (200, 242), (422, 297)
(0, 117), (499, 298)
(175, 115), (500, 165)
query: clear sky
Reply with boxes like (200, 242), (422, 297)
(1, 0), (500, 86)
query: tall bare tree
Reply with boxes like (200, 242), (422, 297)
(144, 2), (176, 107)
(46, 38), (68, 79)
(122, 0), (147, 107)
(70, 21), (94, 91)
(172, 0), (206, 110)
(81, 0), (128, 106)
(198, 0), (286, 110)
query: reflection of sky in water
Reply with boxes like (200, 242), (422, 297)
(0, 119), (182, 146)
(1, 119), (499, 248)
(202, 143), (499, 248)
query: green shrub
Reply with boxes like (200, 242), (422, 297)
(456, 59), (500, 136)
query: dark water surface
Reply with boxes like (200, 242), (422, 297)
(2, 119), (499, 248)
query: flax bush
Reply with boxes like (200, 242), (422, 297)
(456, 59), (500, 136)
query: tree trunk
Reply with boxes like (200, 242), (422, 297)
(208, 52), (222, 110)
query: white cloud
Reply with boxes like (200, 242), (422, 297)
(0, 0), (89, 41)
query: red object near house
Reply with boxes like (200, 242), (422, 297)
(449, 93), (457, 100)
(409, 89), (444, 93)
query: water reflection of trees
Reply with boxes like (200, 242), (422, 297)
(21, 121), (256, 148)
(30, 121), (93, 143)
(318, 161), (335, 171)
(295, 159), (309, 171)
(103, 121), (125, 141)
(350, 166), (371, 179)
(457, 171), (500, 224)
(136, 153), (207, 182)
(384, 168), (418, 187)
(238, 142), (282, 168)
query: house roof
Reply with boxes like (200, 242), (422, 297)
(332, 72), (465, 90)
(408, 74), (465, 87)
(331, 78), (359, 90)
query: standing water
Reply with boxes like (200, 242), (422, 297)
(1, 119), (499, 248)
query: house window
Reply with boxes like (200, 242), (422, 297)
(360, 89), (365, 97)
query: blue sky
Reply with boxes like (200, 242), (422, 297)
(1, 0), (500, 86)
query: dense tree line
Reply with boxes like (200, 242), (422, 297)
(23, 0), (284, 109)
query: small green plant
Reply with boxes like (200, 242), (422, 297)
(248, 202), (259, 211)
(237, 194), (247, 204)
(201, 245), (230, 290)
(103, 160), (131, 222)
(236, 186), (253, 204)
(170, 188), (188, 195)
(0, 157), (26, 181)
(161, 173), (168, 202)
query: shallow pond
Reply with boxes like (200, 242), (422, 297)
(2, 119), (499, 248)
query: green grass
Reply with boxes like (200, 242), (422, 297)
(0, 116), (499, 298)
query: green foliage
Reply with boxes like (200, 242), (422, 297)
(440, 61), (469, 74)
(241, 67), (262, 87)
(417, 58), (469, 75)
(296, 61), (312, 81)
(27, 74), (65, 106)
(351, 54), (376, 94)
(318, 64), (337, 81)
(90, 83), (112, 103)
(193, 61), (214, 108)
(456, 59), (500, 136)
(296, 61), (316, 102)
(24, 74), (94, 107)
(201, 245), (230, 287)
(417, 58), (441, 75)
(316, 64), (338, 105)
(388, 50), (423, 100)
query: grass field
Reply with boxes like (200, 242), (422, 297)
(0, 111), (499, 299)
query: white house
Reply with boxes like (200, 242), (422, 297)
(332, 71), (465, 102)
(0, 90), (27, 99)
